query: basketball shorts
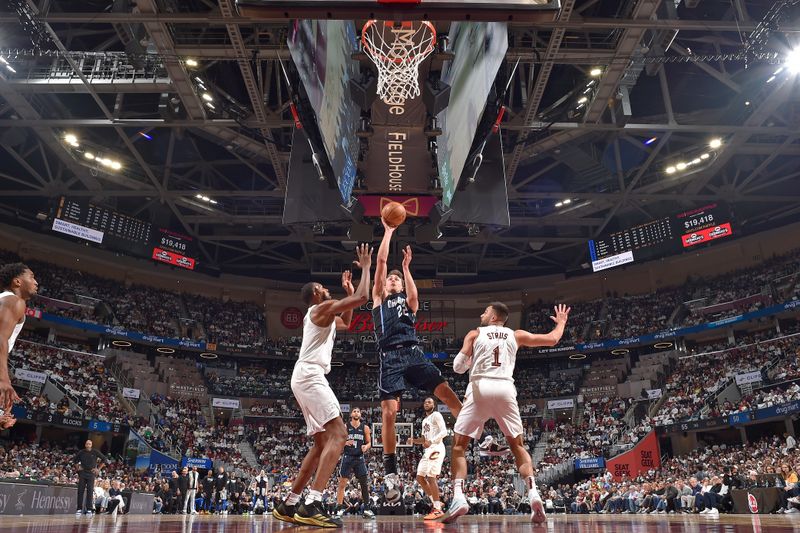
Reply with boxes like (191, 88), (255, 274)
(339, 455), (368, 478)
(416, 443), (446, 477)
(291, 362), (341, 436)
(378, 344), (445, 400)
(453, 378), (523, 440)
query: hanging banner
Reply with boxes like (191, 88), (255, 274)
(606, 431), (661, 481)
(181, 457), (213, 470)
(14, 368), (47, 384)
(547, 399), (575, 410)
(212, 398), (240, 409)
(646, 389), (663, 400)
(735, 371), (762, 385)
(575, 457), (606, 470)
(122, 387), (141, 400)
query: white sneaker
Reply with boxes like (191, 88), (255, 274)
(708, 508), (719, 516)
(787, 508), (800, 514)
(75, 511), (83, 518)
(699, 509), (709, 514)
(363, 509), (375, 518)
(650, 510), (659, 515)
(191, 511), (198, 515)
(530, 498), (546, 523)
(437, 496), (469, 524)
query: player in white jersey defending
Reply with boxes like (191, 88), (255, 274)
(272, 244), (372, 529)
(406, 396), (448, 520)
(437, 302), (570, 524)
(0, 263), (38, 429)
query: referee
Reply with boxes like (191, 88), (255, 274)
(73, 439), (108, 516)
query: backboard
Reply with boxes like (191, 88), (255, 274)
(237, 0), (561, 22)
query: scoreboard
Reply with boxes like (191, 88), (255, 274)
(52, 197), (197, 270)
(589, 204), (733, 272)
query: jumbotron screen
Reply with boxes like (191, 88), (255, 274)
(52, 197), (198, 270)
(589, 204), (734, 272)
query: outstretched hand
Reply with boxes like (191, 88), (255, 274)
(550, 304), (571, 326)
(0, 414), (16, 430)
(381, 218), (396, 233)
(402, 245), (413, 269)
(353, 243), (374, 270)
(341, 270), (354, 296)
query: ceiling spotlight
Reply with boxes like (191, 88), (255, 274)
(589, 67), (602, 77)
(202, 93), (213, 102)
(206, 103), (215, 110)
(691, 158), (701, 165)
(110, 161), (122, 170)
(577, 96), (588, 104)
(745, 101), (751, 106)
(786, 48), (800, 74)
(84, 152), (94, 160)
(555, 202), (563, 207)
(196, 194), (203, 199)
(563, 199), (572, 205)
(709, 138), (722, 149)
(700, 153), (710, 160)
(64, 133), (78, 145)
(185, 58), (198, 67)
(676, 162), (687, 170)
(766, 75), (776, 83)
(665, 166), (676, 174)
(644, 136), (657, 145)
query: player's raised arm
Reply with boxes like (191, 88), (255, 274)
(514, 304), (570, 348)
(335, 270), (356, 331)
(401, 245), (418, 313)
(317, 244), (373, 325)
(372, 219), (394, 305)
(452, 329), (479, 374)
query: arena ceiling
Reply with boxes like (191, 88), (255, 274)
(0, 0), (799, 283)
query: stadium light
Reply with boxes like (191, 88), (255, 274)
(185, 58), (198, 67)
(709, 138), (722, 149)
(589, 67), (602, 77)
(786, 48), (800, 74)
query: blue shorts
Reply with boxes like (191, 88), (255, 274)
(339, 455), (368, 478)
(377, 344), (445, 401)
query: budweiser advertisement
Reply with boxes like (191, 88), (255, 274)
(605, 430), (661, 481)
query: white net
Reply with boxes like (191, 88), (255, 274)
(361, 20), (436, 106)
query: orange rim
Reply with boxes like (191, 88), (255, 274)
(361, 20), (437, 65)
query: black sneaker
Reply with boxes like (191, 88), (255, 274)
(272, 500), (299, 524)
(294, 500), (343, 528)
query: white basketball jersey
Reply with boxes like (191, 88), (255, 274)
(421, 411), (447, 445)
(296, 305), (336, 374)
(470, 325), (518, 382)
(0, 291), (24, 353)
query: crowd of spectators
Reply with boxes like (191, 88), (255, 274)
(10, 341), (132, 425)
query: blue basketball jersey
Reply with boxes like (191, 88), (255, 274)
(344, 421), (368, 457)
(372, 292), (418, 350)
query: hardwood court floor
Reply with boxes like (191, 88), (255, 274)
(0, 513), (795, 532)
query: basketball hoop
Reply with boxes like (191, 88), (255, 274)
(361, 20), (436, 107)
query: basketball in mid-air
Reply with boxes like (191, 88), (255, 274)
(381, 202), (407, 228)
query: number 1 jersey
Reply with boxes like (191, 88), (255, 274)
(470, 325), (518, 382)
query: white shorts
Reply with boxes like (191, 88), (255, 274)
(417, 443), (446, 477)
(453, 379), (523, 440)
(291, 363), (341, 436)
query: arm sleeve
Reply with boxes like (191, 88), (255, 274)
(429, 413), (449, 445)
(453, 352), (472, 374)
